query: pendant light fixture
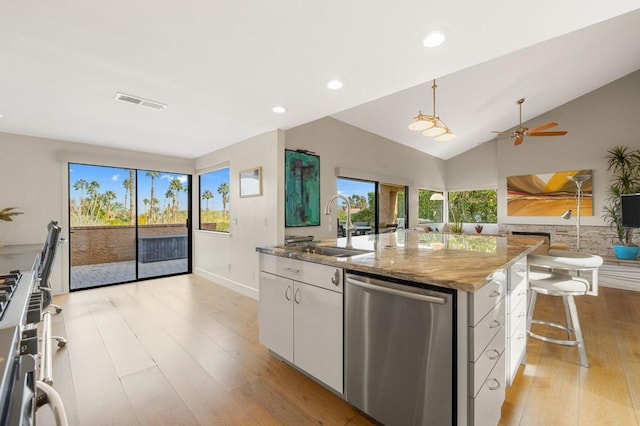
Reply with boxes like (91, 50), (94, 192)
(408, 79), (456, 142)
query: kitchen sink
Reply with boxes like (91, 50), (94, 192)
(287, 244), (373, 258)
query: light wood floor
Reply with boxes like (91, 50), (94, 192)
(36, 274), (640, 425)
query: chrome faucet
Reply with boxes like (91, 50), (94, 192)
(325, 194), (356, 248)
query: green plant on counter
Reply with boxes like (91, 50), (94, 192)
(0, 207), (23, 222)
(602, 145), (640, 246)
(450, 221), (463, 234)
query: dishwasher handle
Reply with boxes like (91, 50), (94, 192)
(347, 276), (447, 305)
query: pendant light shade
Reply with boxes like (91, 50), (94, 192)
(423, 125), (446, 137)
(409, 79), (455, 142)
(435, 130), (457, 142)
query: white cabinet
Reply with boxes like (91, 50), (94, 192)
(258, 254), (344, 393)
(468, 269), (506, 426)
(506, 256), (528, 384)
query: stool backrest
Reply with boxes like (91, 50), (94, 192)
(38, 220), (62, 307)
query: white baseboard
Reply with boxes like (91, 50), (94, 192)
(598, 265), (640, 292)
(193, 267), (259, 300)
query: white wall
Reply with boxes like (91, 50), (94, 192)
(283, 117), (446, 239)
(0, 131), (194, 294)
(193, 130), (283, 299)
(446, 69), (640, 227)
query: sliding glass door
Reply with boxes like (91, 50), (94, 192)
(69, 163), (191, 290)
(137, 170), (190, 279)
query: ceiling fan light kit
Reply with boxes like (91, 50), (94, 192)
(492, 98), (567, 146)
(408, 79), (456, 141)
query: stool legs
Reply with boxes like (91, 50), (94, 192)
(566, 295), (588, 368)
(527, 292), (589, 368)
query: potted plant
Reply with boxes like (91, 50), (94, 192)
(602, 146), (640, 259)
(0, 207), (23, 222)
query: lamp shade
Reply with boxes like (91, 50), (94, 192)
(423, 125), (446, 137)
(430, 193), (445, 201)
(408, 118), (435, 131)
(435, 131), (456, 142)
(561, 209), (573, 219)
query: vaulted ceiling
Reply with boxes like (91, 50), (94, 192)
(1, 2), (638, 159)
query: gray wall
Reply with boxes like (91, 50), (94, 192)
(284, 117), (447, 239)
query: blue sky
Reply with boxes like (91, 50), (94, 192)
(69, 163), (189, 210)
(199, 169), (229, 211)
(337, 178), (375, 206)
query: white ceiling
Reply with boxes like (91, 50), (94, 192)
(1, 2), (639, 160)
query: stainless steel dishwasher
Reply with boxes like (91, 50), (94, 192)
(345, 272), (456, 426)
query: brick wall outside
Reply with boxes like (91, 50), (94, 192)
(70, 224), (187, 266)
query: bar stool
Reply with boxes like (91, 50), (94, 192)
(527, 251), (603, 368)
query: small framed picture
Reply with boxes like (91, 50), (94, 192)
(239, 167), (262, 198)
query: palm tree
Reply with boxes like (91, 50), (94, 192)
(145, 171), (161, 222)
(202, 189), (214, 211)
(122, 178), (131, 211)
(169, 177), (183, 217)
(73, 179), (88, 215)
(86, 180), (100, 219)
(165, 189), (174, 209)
(218, 182), (229, 218)
(103, 190), (117, 220)
(143, 198), (150, 219)
(128, 170), (135, 224)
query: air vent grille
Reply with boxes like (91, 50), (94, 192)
(114, 93), (166, 110)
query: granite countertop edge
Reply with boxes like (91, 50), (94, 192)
(257, 232), (544, 293)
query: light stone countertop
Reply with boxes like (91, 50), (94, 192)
(257, 231), (544, 292)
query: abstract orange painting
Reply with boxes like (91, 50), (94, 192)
(507, 170), (593, 216)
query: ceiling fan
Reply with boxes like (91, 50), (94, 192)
(492, 98), (567, 146)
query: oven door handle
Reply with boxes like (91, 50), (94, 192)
(347, 277), (447, 305)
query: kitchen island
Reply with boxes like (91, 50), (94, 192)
(257, 231), (543, 426)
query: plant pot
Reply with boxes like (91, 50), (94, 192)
(613, 244), (640, 260)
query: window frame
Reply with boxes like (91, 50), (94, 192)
(198, 166), (231, 233)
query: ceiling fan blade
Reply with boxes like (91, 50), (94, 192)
(491, 130), (511, 134)
(513, 135), (524, 146)
(528, 131), (568, 136)
(526, 122), (558, 134)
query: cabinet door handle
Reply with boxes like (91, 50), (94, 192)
(487, 378), (501, 391)
(517, 311), (526, 318)
(489, 320), (501, 329)
(489, 290), (501, 298)
(517, 290), (526, 296)
(517, 333), (526, 340)
(487, 349), (501, 360)
(294, 288), (301, 304)
(331, 269), (341, 286)
(283, 267), (300, 274)
(284, 285), (292, 301)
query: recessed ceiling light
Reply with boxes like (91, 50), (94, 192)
(327, 80), (344, 90)
(272, 106), (286, 114)
(423, 31), (446, 48)
(0, 114), (3, 118)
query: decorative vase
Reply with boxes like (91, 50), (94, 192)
(475, 226), (483, 234)
(613, 244), (640, 260)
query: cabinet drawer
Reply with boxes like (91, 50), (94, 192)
(508, 278), (527, 316)
(261, 254), (343, 293)
(508, 296), (527, 335)
(507, 316), (527, 384)
(509, 257), (527, 290)
(470, 325), (505, 397)
(471, 352), (506, 426)
(470, 271), (506, 326)
(470, 297), (505, 362)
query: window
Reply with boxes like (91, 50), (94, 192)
(448, 189), (497, 223)
(418, 189), (444, 223)
(199, 167), (230, 232)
